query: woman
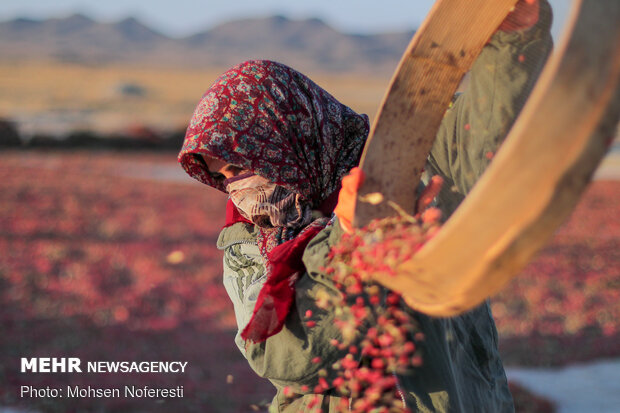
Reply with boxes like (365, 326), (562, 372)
(179, 1), (552, 411)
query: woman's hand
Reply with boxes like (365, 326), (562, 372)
(415, 175), (443, 215)
(334, 167), (365, 233)
(335, 168), (445, 232)
(497, 0), (540, 33)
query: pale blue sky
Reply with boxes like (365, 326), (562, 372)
(0, 0), (572, 38)
(0, 0), (436, 37)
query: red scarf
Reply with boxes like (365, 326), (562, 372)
(224, 196), (334, 343)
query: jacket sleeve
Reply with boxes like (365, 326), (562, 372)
(426, 1), (553, 216)
(223, 219), (355, 392)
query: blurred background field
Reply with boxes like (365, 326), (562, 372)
(1, 1), (619, 412)
(0, 151), (617, 412)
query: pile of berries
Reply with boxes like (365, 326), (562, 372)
(312, 209), (441, 412)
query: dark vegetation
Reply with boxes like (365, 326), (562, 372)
(0, 118), (185, 151)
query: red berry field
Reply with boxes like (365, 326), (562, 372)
(0, 151), (617, 412)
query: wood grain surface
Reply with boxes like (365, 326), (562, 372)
(354, 0), (519, 227)
(368, 0), (620, 316)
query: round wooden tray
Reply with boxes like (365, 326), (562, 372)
(353, 0), (620, 316)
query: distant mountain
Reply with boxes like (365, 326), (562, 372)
(185, 15), (414, 72)
(0, 13), (414, 73)
(0, 13), (174, 64)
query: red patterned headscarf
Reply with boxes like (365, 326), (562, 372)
(178, 60), (369, 208)
(178, 60), (369, 342)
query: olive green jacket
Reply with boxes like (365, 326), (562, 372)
(217, 6), (552, 412)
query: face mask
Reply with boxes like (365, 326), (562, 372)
(225, 174), (312, 229)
